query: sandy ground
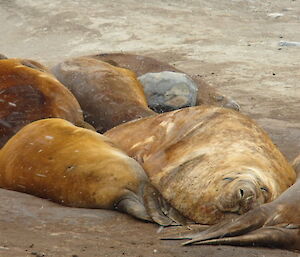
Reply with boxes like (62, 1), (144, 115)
(0, 0), (300, 256)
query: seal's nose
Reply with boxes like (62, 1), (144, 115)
(239, 188), (244, 198)
(237, 185), (257, 214)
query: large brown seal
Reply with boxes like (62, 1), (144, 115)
(168, 156), (300, 250)
(51, 56), (155, 133)
(0, 58), (85, 147)
(0, 118), (185, 225)
(104, 106), (296, 224)
(91, 53), (240, 111)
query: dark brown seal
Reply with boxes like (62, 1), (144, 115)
(0, 118), (185, 225)
(167, 156), (300, 250)
(104, 106), (296, 224)
(91, 52), (240, 111)
(51, 56), (155, 133)
(0, 58), (84, 147)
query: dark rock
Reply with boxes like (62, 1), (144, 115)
(0, 54), (8, 59)
(138, 71), (198, 113)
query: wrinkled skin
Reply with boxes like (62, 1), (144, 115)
(0, 118), (185, 226)
(91, 53), (240, 111)
(51, 56), (155, 133)
(0, 58), (84, 147)
(105, 106), (296, 224)
(164, 155), (300, 250)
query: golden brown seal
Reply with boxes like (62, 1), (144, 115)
(0, 118), (185, 226)
(91, 53), (240, 111)
(167, 156), (300, 250)
(51, 56), (155, 133)
(0, 58), (84, 147)
(104, 106), (296, 224)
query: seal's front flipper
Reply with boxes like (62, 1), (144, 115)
(115, 184), (188, 226)
(177, 206), (269, 245)
(143, 183), (189, 226)
(187, 226), (300, 250)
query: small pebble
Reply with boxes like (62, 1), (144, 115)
(279, 41), (300, 47)
(267, 13), (284, 18)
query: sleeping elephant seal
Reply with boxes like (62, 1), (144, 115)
(51, 57), (155, 133)
(90, 53), (240, 111)
(169, 155), (300, 250)
(0, 118), (185, 226)
(0, 58), (85, 147)
(104, 106), (296, 224)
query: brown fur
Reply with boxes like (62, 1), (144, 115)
(90, 53), (239, 110)
(51, 57), (155, 133)
(104, 106), (296, 224)
(0, 118), (186, 225)
(0, 58), (84, 147)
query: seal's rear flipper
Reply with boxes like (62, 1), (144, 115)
(185, 225), (300, 250)
(176, 207), (268, 244)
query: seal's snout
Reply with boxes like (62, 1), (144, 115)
(217, 180), (259, 214)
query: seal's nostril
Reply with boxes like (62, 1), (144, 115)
(239, 189), (244, 198)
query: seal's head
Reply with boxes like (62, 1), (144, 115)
(163, 164), (277, 225)
(215, 171), (271, 216)
(166, 160), (300, 250)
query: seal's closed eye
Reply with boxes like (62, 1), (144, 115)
(223, 177), (235, 181)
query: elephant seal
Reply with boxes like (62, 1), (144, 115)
(0, 118), (186, 225)
(51, 56), (155, 133)
(167, 155), (300, 250)
(91, 53), (240, 111)
(0, 58), (84, 147)
(104, 106), (296, 224)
